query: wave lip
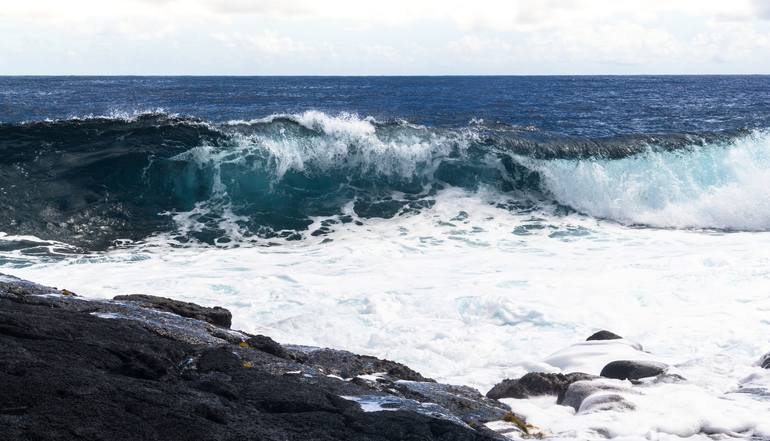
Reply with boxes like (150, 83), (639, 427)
(530, 129), (770, 231)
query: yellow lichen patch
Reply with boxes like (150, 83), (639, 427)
(239, 341), (250, 349)
(242, 361), (254, 369)
(502, 412), (529, 433)
(501, 412), (545, 439)
(61, 289), (76, 296)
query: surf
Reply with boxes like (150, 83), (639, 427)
(1, 111), (768, 254)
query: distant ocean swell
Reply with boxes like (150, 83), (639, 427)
(1, 111), (768, 251)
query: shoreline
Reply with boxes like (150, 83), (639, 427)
(2, 273), (769, 440)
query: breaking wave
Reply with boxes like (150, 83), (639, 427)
(0, 111), (767, 250)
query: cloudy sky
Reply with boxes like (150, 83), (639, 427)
(2, 0), (770, 75)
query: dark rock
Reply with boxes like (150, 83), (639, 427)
(113, 294), (232, 328)
(111, 348), (170, 380)
(196, 347), (242, 372)
(299, 347), (433, 382)
(2, 274), (237, 346)
(395, 381), (511, 425)
(760, 352), (770, 369)
(193, 375), (239, 401)
(1, 274), (67, 299)
(0, 273), (504, 441)
(558, 380), (635, 411)
(486, 372), (596, 400)
(600, 360), (668, 381)
(352, 374), (511, 426)
(247, 334), (290, 359)
(194, 402), (229, 424)
(586, 330), (623, 341)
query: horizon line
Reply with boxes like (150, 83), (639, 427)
(3, 73), (770, 78)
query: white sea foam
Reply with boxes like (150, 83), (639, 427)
(293, 110), (377, 137)
(542, 339), (663, 375)
(529, 130), (770, 231)
(5, 185), (770, 439)
(24, 108), (182, 125)
(498, 339), (770, 439)
(182, 111), (461, 183)
(4, 122), (770, 438)
(503, 385), (770, 440)
(187, 115), (770, 233)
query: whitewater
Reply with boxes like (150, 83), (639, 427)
(1, 108), (770, 439)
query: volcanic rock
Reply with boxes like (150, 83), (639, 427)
(600, 360), (668, 381)
(114, 293), (232, 328)
(0, 273), (508, 441)
(486, 372), (596, 400)
(586, 330), (623, 341)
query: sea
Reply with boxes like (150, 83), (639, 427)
(2, 76), (770, 439)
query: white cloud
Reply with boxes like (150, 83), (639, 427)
(3, 1), (757, 27)
(2, 0), (770, 74)
(361, 44), (400, 62)
(691, 21), (770, 62)
(211, 31), (313, 55)
(753, 0), (770, 19)
(447, 36), (513, 55)
(528, 22), (685, 65)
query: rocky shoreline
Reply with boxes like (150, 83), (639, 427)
(2, 273), (769, 440)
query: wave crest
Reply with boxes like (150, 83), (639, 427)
(529, 130), (770, 231)
(0, 111), (768, 251)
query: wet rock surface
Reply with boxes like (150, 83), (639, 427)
(353, 375), (511, 426)
(113, 293), (233, 328)
(600, 360), (668, 381)
(558, 379), (636, 412)
(298, 347), (432, 382)
(760, 352), (770, 369)
(586, 330), (623, 341)
(486, 372), (596, 400)
(0, 273), (505, 441)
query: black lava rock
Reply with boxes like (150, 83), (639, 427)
(759, 352), (770, 369)
(600, 360), (668, 380)
(197, 347), (243, 372)
(300, 348), (433, 382)
(0, 274), (505, 441)
(247, 334), (290, 359)
(586, 330), (623, 341)
(487, 372), (596, 400)
(114, 294), (233, 328)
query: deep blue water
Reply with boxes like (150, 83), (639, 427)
(3, 76), (770, 136)
(1, 76), (769, 253)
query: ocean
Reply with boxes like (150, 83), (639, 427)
(2, 76), (770, 439)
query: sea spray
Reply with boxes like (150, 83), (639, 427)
(1, 111), (770, 253)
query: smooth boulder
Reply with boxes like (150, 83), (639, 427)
(600, 360), (668, 381)
(558, 379), (635, 411)
(586, 330), (623, 341)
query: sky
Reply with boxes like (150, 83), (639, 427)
(2, 0), (770, 75)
